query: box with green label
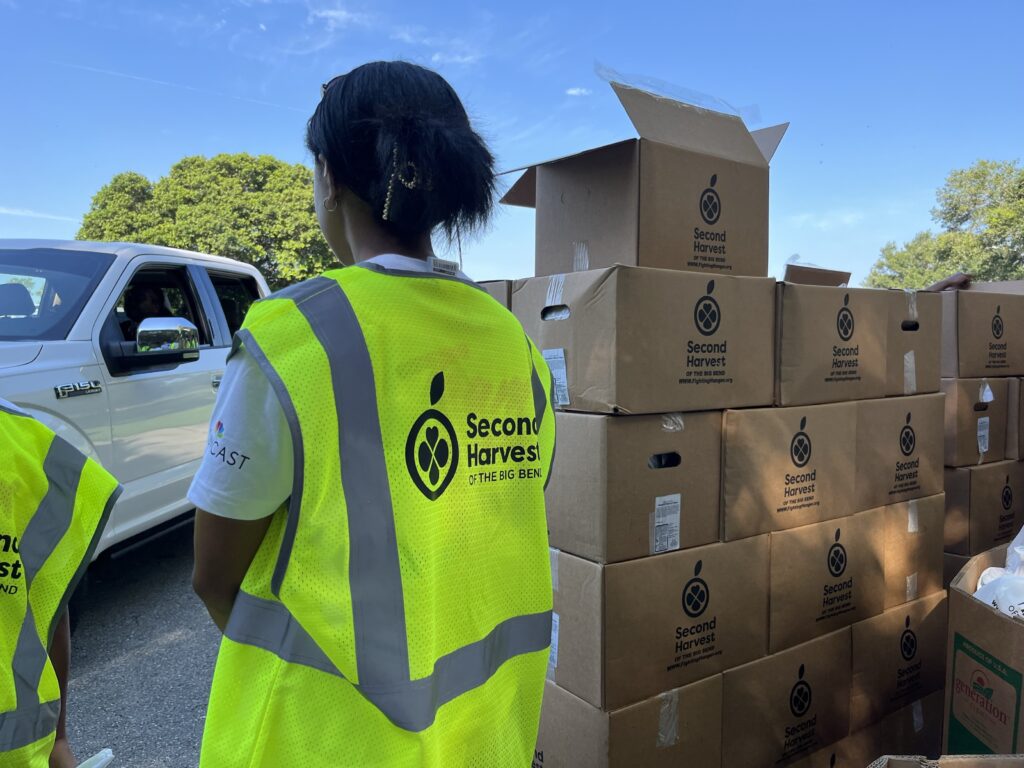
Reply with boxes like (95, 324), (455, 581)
(945, 544), (1024, 754)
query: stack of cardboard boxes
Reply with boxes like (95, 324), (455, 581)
(940, 287), (1024, 586)
(497, 81), (950, 767)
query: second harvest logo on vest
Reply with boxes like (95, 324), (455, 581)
(406, 372), (545, 500)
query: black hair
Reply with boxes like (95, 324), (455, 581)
(306, 61), (495, 245)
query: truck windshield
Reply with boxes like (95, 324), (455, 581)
(0, 248), (114, 341)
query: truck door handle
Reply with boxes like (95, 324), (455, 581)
(212, 374), (223, 391)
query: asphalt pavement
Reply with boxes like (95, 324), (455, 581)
(67, 517), (220, 768)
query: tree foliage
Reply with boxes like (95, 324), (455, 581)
(866, 160), (1024, 288)
(78, 154), (339, 289)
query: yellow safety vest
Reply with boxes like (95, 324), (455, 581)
(201, 264), (556, 767)
(0, 404), (121, 767)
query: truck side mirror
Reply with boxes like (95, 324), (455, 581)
(136, 317), (200, 357)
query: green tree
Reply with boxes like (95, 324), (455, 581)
(865, 160), (1024, 288)
(78, 154), (339, 289)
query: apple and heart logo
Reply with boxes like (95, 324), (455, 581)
(681, 560), (710, 619)
(900, 616), (918, 662)
(900, 413), (917, 457)
(699, 175), (721, 225)
(836, 294), (855, 342)
(827, 529), (847, 578)
(405, 372), (459, 501)
(993, 305), (1004, 340)
(1003, 477), (1014, 511)
(789, 664), (813, 718)
(790, 417), (812, 468)
(693, 280), (722, 337)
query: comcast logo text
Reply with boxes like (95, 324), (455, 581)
(405, 372), (459, 500)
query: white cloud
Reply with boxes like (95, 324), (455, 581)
(565, 87), (591, 97)
(308, 7), (369, 31)
(0, 206), (79, 223)
(430, 51), (479, 65)
(259, 22), (267, 31)
(789, 209), (866, 231)
(0, 0), (17, 9)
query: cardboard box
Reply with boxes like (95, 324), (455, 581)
(479, 279), (512, 308)
(784, 263), (851, 287)
(502, 81), (787, 278)
(945, 461), (1024, 556)
(851, 592), (948, 731)
(942, 378), (1009, 467)
(721, 628), (852, 767)
(879, 495), (946, 610)
(944, 545), (1024, 754)
(545, 411), (721, 564)
(774, 283), (890, 406)
(855, 394), (945, 512)
(969, 280), (1024, 296)
(942, 290), (1024, 377)
(722, 402), (856, 541)
(550, 538), (768, 710)
(799, 691), (944, 767)
(769, 511), (885, 653)
(533, 676), (721, 768)
(512, 267), (776, 414)
(945, 553), (971, 589)
(888, 290), (943, 398)
(1006, 379), (1023, 460)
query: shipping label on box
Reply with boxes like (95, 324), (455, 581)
(944, 461), (1024, 556)
(545, 411), (721, 564)
(942, 378), (1009, 467)
(942, 290), (1024, 378)
(512, 267), (776, 414)
(769, 512), (885, 653)
(550, 539), (769, 710)
(850, 592), (947, 732)
(878, 495), (946, 610)
(722, 402), (856, 540)
(722, 629), (852, 767)
(944, 545), (1024, 754)
(502, 81), (787, 279)
(534, 676), (722, 768)
(775, 283), (889, 406)
(887, 289), (942, 397)
(855, 395), (945, 512)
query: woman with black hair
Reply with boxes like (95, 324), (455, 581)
(189, 61), (556, 766)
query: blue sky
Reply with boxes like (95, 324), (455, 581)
(1, 0), (1022, 284)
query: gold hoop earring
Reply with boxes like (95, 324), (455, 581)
(324, 196), (338, 212)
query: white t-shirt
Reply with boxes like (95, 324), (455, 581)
(186, 255), (472, 521)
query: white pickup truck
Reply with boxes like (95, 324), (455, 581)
(0, 240), (270, 556)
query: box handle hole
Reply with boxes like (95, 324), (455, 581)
(973, 403), (990, 412)
(541, 305), (571, 321)
(648, 452), (681, 470)
(901, 320), (920, 331)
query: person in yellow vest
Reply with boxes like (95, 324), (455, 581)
(189, 61), (556, 767)
(0, 398), (122, 768)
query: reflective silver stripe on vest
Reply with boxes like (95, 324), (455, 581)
(288, 279), (410, 686)
(225, 591), (552, 732)
(0, 700), (61, 753)
(3, 437), (86, 751)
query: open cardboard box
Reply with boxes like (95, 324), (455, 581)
(502, 81), (787, 278)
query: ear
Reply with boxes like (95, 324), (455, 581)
(318, 154), (338, 203)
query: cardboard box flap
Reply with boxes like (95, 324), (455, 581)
(499, 166), (536, 208)
(751, 122), (790, 163)
(783, 263), (852, 286)
(610, 82), (768, 166)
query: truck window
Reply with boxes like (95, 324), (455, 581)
(0, 248), (114, 341)
(207, 271), (260, 336)
(114, 267), (211, 345)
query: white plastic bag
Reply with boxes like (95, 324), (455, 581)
(978, 566), (1010, 589)
(77, 749), (114, 768)
(975, 574), (1024, 620)
(1007, 525), (1024, 574)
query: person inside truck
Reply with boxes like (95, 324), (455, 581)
(190, 60), (556, 767)
(119, 284), (170, 341)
